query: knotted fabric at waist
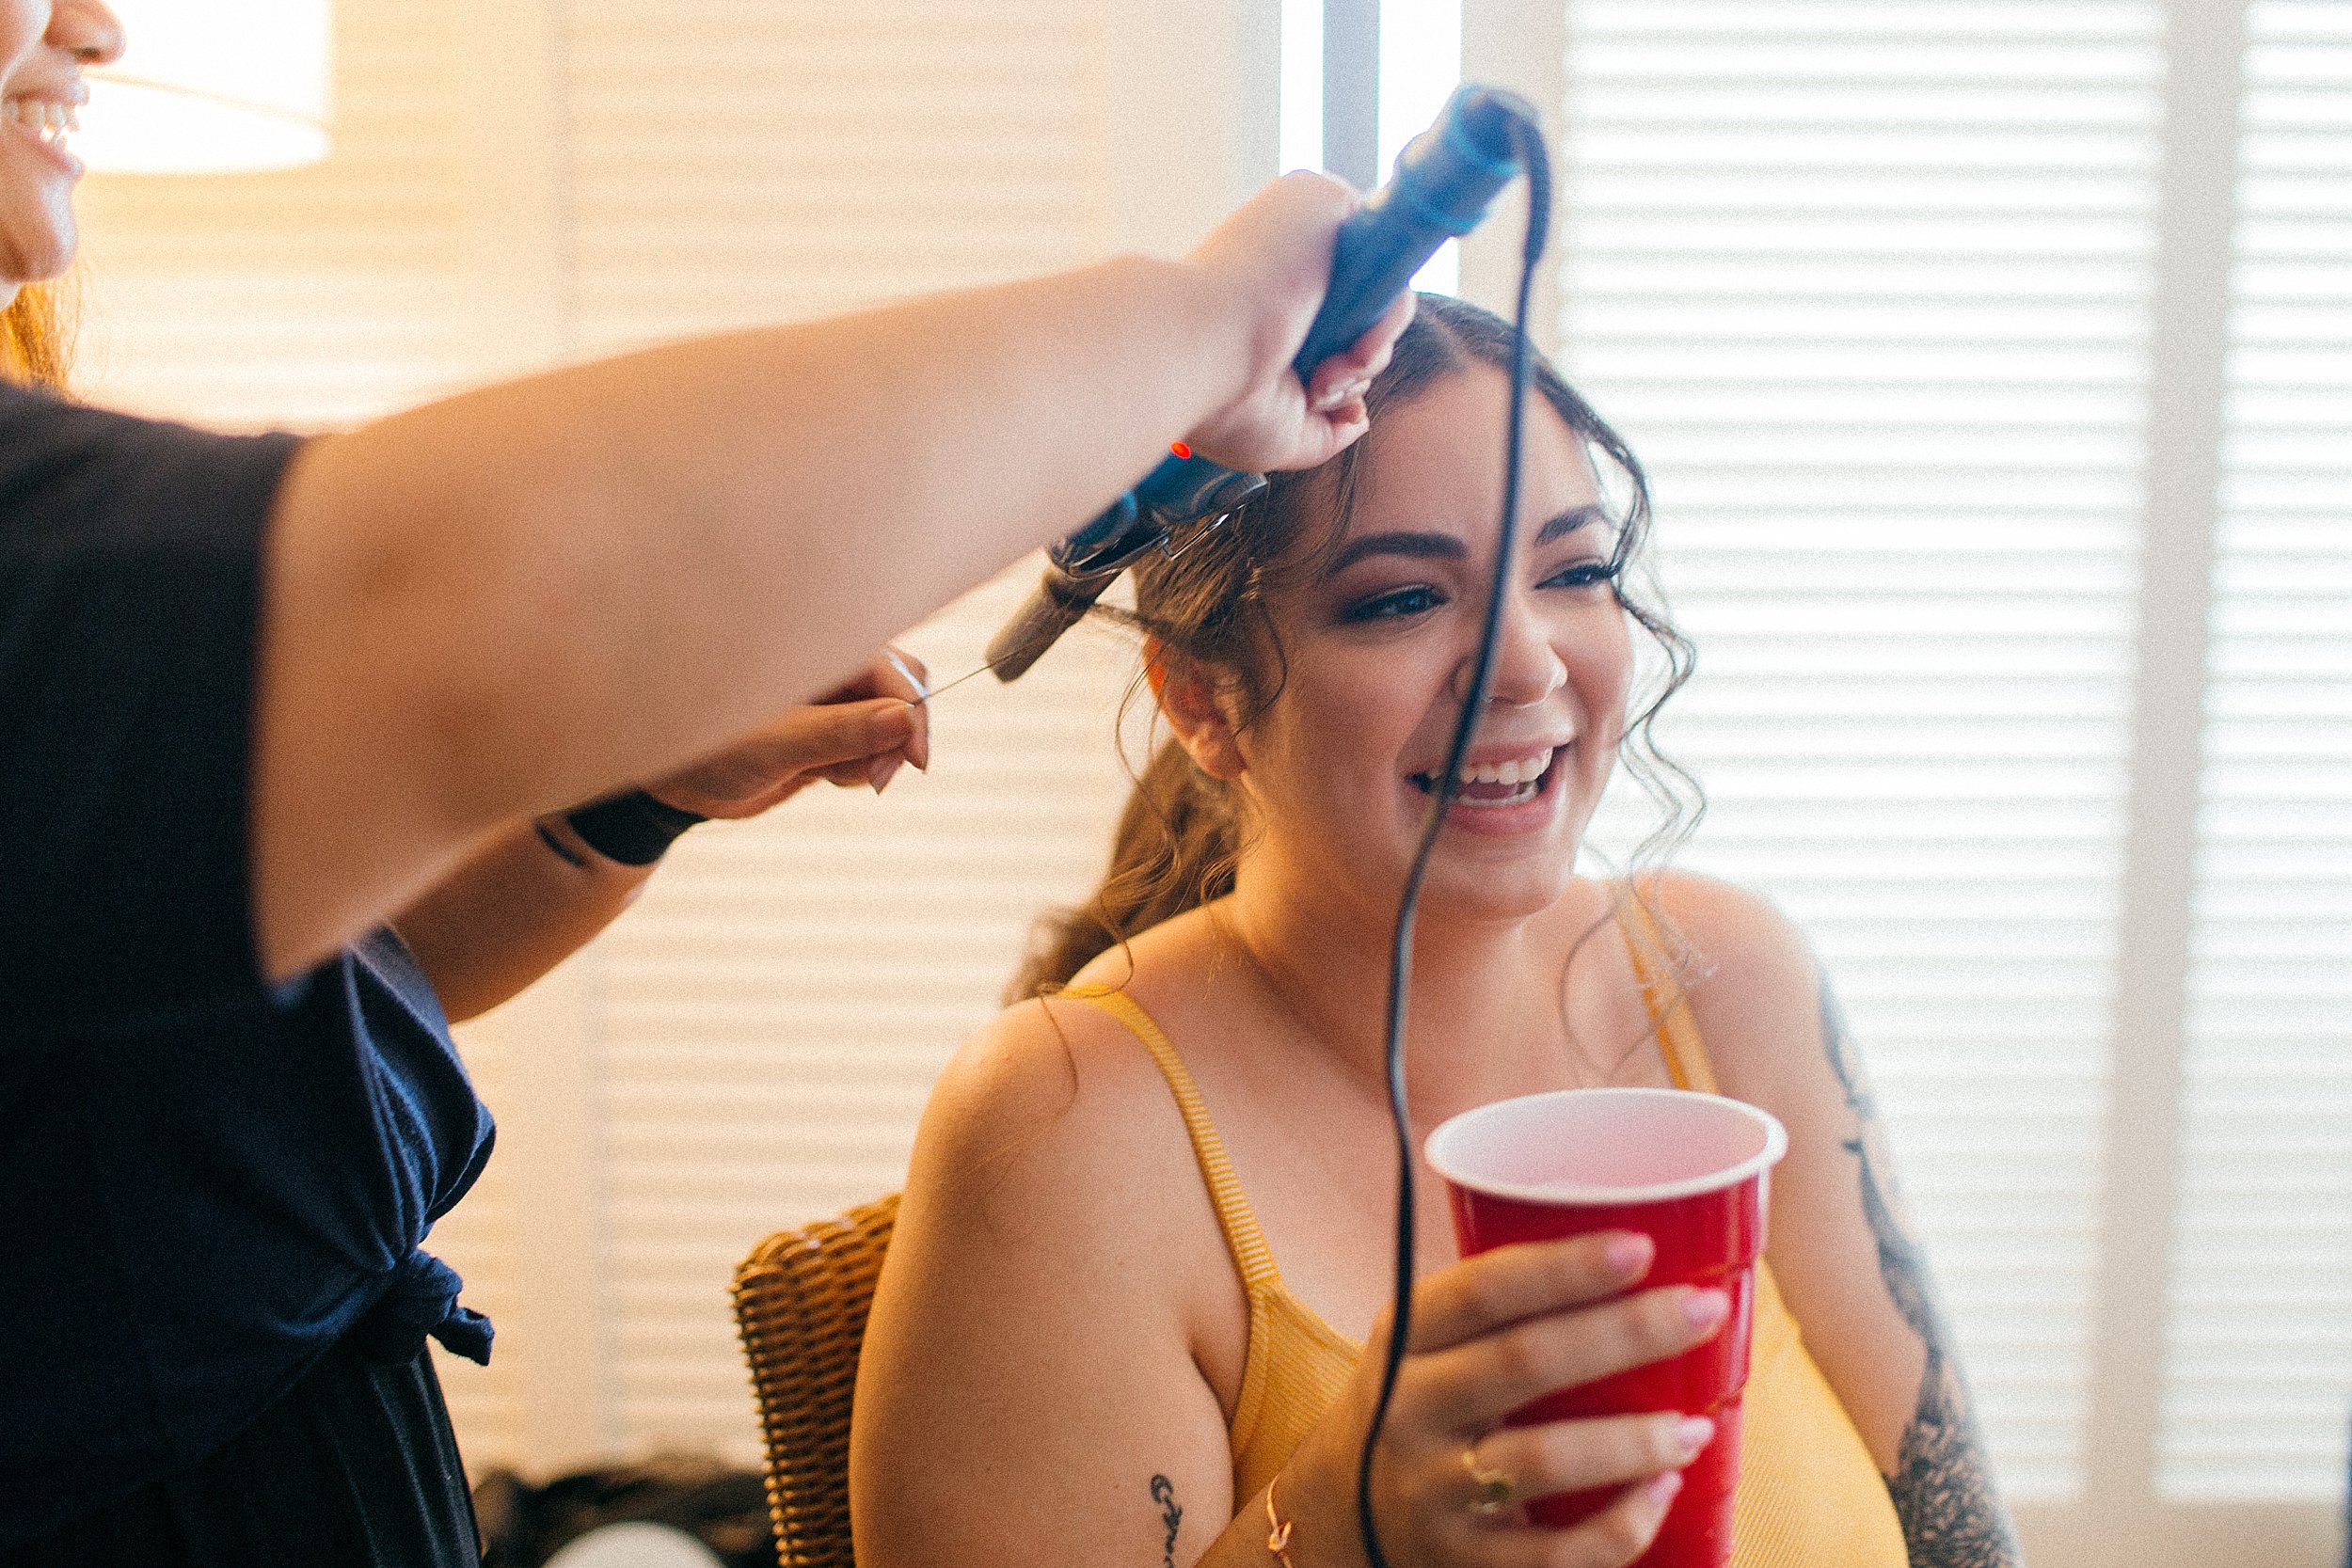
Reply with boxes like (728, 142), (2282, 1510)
(346, 1249), (493, 1367)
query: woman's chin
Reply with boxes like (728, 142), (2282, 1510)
(1416, 852), (1579, 924)
(0, 170), (81, 288)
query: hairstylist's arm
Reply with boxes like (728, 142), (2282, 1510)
(253, 174), (1407, 982)
(851, 1004), (1719, 1568)
(391, 650), (930, 1023)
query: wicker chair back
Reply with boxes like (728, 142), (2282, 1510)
(731, 1193), (901, 1568)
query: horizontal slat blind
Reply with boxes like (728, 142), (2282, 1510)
(558, 0), (1123, 1456)
(1562, 0), (2164, 1497)
(2164, 0), (2352, 1500)
(71, 0), (483, 428)
(563, 0), (1106, 352)
(594, 578), (1138, 1457)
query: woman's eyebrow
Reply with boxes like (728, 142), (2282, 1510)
(1534, 505), (1607, 546)
(1324, 506), (1608, 578)
(1323, 531), (1468, 575)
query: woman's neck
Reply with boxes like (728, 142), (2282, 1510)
(1215, 849), (1586, 1119)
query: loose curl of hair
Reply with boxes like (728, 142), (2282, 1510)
(2, 281), (72, 391)
(1008, 293), (1700, 1003)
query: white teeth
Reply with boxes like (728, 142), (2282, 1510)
(5, 100), (75, 145)
(1454, 747), (1555, 787)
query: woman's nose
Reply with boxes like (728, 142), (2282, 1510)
(1455, 598), (1567, 707)
(50, 0), (126, 68)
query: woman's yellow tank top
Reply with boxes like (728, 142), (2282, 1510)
(1063, 911), (1909, 1566)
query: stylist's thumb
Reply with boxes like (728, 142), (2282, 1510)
(651, 698), (922, 816)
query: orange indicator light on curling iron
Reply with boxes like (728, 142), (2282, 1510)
(1169, 441), (1192, 460)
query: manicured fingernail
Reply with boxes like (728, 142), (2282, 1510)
(1674, 1416), (1716, 1457)
(1683, 1289), (1729, 1329)
(1604, 1233), (1654, 1278)
(868, 756), (901, 793)
(1645, 1470), (1684, 1510)
(884, 648), (930, 701)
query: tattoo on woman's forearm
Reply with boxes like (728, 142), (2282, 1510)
(1820, 979), (2022, 1568)
(1149, 1474), (1182, 1568)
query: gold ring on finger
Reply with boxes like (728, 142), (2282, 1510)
(1462, 1444), (1516, 1517)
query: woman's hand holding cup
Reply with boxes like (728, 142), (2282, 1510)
(1273, 1231), (1729, 1568)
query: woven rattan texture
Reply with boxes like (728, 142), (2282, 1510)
(732, 1193), (901, 1568)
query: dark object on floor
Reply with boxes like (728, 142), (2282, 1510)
(474, 1456), (777, 1568)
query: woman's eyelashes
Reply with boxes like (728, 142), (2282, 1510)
(1542, 556), (1621, 592)
(1338, 582), (1447, 624)
(1333, 557), (1620, 626)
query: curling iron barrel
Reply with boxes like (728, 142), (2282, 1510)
(985, 83), (1536, 682)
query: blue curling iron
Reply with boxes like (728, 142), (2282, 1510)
(985, 83), (1537, 680)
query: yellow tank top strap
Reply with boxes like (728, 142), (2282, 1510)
(1613, 886), (1720, 1096)
(1058, 985), (1283, 1291)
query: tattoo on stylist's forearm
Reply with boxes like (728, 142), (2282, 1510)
(1150, 1474), (1182, 1568)
(1820, 978), (2022, 1568)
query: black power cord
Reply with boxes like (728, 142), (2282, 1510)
(1355, 111), (1553, 1568)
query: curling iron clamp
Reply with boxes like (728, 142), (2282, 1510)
(985, 84), (1537, 683)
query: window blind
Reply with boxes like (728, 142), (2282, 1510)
(71, 0), (483, 427)
(561, 0), (1109, 355)
(2164, 0), (2352, 1501)
(1560, 0), (2167, 1498)
(594, 588), (1141, 1457)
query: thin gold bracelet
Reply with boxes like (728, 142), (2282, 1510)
(1264, 1475), (1296, 1568)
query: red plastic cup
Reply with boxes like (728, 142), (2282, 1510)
(1424, 1088), (1788, 1567)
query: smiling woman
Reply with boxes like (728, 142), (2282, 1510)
(850, 295), (2026, 1568)
(0, 0), (112, 283)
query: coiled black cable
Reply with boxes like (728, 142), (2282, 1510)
(1355, 110), (1552, 1568)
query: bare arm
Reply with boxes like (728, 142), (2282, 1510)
(1665, 876), (2022, 1567)
(390, 816), (653, 1024)
(253, 177), (1406, 980)
(393, 652), (930, 1022)
(1815, 975), (2022, 1568)
(852, 1002), (1723, 1568)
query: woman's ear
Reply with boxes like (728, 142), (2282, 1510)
(1146, 639), (1248, 782)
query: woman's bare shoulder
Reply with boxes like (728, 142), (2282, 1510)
(1635, 869), (1823, 1102)
(895, 914), (1246, 1314)
(856, 965), (1248, 1568)
(910, 989), (1192, 1224)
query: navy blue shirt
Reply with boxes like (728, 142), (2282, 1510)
(0, 386), (495, 1545)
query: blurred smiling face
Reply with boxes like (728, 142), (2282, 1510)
(1216, 364), (1636, 922)
(0, 0), (121, 293)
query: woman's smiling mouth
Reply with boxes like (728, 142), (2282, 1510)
(1408, 745), (1559, 806)
(5, 96), (78, 144)
(4, 93), (85, 174)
